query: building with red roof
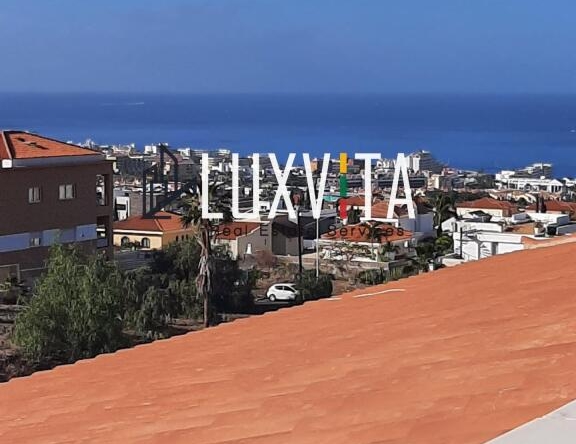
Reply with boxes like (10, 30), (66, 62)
(0, 131), (113, 281)
(526, 200), (576, 220)
(320, 222), (415, 262)
(457, 197), (520, 218)
(113, 211), (196, 250)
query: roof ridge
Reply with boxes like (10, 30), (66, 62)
(1, 131), (13, 160)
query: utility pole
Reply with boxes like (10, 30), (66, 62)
(297, 206), (303, 276)
(316, 215), (320, 278)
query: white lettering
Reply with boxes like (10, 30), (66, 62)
(269, 153), (296, 219)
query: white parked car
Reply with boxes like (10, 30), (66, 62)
(266, 283), (300, 302)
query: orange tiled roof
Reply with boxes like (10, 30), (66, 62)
(0, 131), (101, 160)
(526, 200), (576, 216)
(214, 221), (263, 240)
(457, 197), (518, 212)
(322, 222), (412, 243)
(2, 245), (576, 443)
(370, 201), (398, 218)
(114, 211), (188, 232)
(504, 222), (536, 234)
(340, 195), (369, 207)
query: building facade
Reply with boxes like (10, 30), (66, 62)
(0, 131), (114, 281)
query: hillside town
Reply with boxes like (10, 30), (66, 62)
(2, 130), (576, 387)
(94, 137), (576, 270)
(3, 132), (576, 296)
(4, 1), (576, 441)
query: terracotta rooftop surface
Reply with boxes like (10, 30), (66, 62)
(2, 244), (576, 443)
(370, 201), (400, 219)
(340, 195), (370, 207)
(0, 131), (101, 160)
(369, 197), (432, 219)
(504, 222), (536, 235)
(526, 200), (576, 218)
(114, 211), (189, 232)
(457, 197), (518, 212)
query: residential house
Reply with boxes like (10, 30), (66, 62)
(448, 211), (576, 263)
(368, 198), (435, 240)
(213, 221), (271, 259)
(526, 199), (576, 220)
(270, 215), (302, 256)
(113, 211), (195, 250)
(319, 222), (414, 262)
(456, 197), (519, 219)
(0, 131), (114, 281)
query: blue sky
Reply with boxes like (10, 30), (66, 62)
(1, 0), (575, 93)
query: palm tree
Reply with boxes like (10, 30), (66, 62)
(180, 182), (228, 328)
(367, 221), (386, 260)
(431, 193), (456, 237)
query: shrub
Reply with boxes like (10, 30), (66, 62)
(254, 250), (278, 269)
(297, 270), (333, 301)
(13, 245), (127, 363)
(357, 269), (387, 285)
(211, 252), (255, 313)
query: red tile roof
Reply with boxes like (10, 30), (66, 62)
(526, 200), (576, 218)
(2, 244), (576, 443)
(457, 197), (518, 212)
(0, 131), (101, 160)
(114, 211), (188, 232)
(213, 222), (263, 240)
(370, 201), (398, 218)
(322, 222), (412, 243)
(361, 197), (432, 219)
(340, 195), (370, 207)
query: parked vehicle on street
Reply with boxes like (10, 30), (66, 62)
(266, 283), (300, 302)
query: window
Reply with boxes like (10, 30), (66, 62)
(59, 184), (75, 200)
(141, 237), (151, 248)
(29, 236), (41, 247)
(121, 236), (130, 247)
(28, 187), (41, 203)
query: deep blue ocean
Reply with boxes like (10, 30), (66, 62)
(1, 93), (576, 177)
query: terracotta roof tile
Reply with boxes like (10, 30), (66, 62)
(0, 131), (101, 160)
(114, 211), (187, 232)
(2, 245), (576, 442)
(504, 222), (536, 234)
(526, 200), (576, 218)
(370, 201), (397, 218)
(457, 197), (519, 213)
(340, 195), (369, 207)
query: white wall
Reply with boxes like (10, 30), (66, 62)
(453, 231), (524, 262)
(557, 224), (576, 235)
(525, 212), (569, 225)
(457, 208), (504, 218)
